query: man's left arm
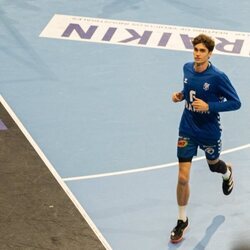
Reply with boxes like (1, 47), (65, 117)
(208, 74), (241, 112)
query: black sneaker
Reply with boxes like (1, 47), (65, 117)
(170, 218), (188, 243)
(223, 165), (233, 195)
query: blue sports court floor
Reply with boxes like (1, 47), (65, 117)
(1, 1), (250, 249)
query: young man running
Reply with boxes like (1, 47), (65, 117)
(170, 34), (241, 243)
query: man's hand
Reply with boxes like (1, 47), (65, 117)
(172, 92), (184, 102)
(191, 97), (209, 112)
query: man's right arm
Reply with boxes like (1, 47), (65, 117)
(172, 91), (184, 103)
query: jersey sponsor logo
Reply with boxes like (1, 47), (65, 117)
(40, 14), (250, 58)
(205, 147), (215, 155)
(184, 78), (188, 84)
(178, 138), (188, 148)
(203, 82), (210, 91)
(185, 101), (210, 114)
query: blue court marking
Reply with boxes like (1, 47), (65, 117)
(0, 119), (7, 130)
(1, 1), (250, 249)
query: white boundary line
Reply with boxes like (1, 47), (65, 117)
(63, 144), (250, 182)
(0, 95), (112, 250)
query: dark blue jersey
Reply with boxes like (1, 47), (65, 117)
(179, 62), (241, 141)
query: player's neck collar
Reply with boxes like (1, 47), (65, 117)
(194, 61), (211, 73)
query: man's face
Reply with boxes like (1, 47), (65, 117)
(193, 43), (212, 65)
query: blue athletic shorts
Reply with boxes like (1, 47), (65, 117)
(177, 135), (221, 161)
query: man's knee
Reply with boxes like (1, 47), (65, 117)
(178, 173), (189, 186)
(178, 161), (192, 185)
(178, 168), (190, 186)
(208, 159), (227, 174)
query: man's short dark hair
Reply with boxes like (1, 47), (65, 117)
(192, 34), (215, 52)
